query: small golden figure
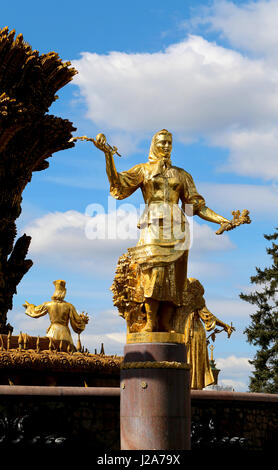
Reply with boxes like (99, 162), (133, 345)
(209, 344), (215, 361)
(183, 278), (235, 390)
(23, 280), (89, 348)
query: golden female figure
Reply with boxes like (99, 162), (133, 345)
(93, 129), (250, 334)
(184, 278), (234, 389)
(23, 280), (89, 347)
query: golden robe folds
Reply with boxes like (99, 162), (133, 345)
(109, 160), (205, 307)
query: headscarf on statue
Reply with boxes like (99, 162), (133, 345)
(147, 129), (172, 178)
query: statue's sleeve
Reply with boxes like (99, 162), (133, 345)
(69, 305), (87, 334)
(109, 164), (144, 200)
(198, 306), (217, 331)
(25, 302), (48, 318)
(181, 171), (206, 215)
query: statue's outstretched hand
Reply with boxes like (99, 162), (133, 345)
(94, 133), (121, 157)
(93, 133), (108, 152)
(69, 134), (121, 156)
(79, 311), (89, 324)
(225, 323), (235, 338)
(215, 220), (234, 235)
(215, 210), (251, 235)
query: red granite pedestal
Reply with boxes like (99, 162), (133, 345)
(120, 342), (191, 450)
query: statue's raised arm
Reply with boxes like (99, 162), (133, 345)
(197, 205), (251, 235)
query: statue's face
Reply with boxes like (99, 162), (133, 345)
(154, 134), (172, 158)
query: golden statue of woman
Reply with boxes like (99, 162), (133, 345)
(92, 129), (250, 335)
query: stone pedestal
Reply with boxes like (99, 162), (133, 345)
(120, 341), (191, 450)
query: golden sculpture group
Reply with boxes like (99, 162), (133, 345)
(91, 129), (248, 389)
(24, 129), (250, 389)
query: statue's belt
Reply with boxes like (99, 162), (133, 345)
(49, 320), (69, 327)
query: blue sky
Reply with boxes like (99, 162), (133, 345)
(3, 0), (278, 391)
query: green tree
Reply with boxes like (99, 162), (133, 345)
(240, 229), (278, 393)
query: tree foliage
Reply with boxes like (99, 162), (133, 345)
(0, 27), (77, 333)
(240, 229), (278, 393)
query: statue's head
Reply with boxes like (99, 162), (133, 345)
(52, 279), (66, 301)
(188, 278), (205, 295)
(187, 278), (205, 311)
(149, 129), (172, 161)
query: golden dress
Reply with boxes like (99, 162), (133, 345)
(108, 148), (205, 307)
(184, 305), (217, 389)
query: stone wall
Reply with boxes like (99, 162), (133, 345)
(0, 386), (277, 450)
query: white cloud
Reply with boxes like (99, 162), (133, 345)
(212, 129), (278, 180)
(199, 182), (278, 218)
(21, 208), (234, 277)
(216, 355), (252, 372)
(13, 311), (50, 336)
(78, 308), (125, 354)
(81, 333), (125, 356)
(194, 0), (278, 60)
(191, 220), (234, 253)
(217, 378), (247, 392)
(206, 298), (254, 319)
(21, 209), (139, 276)
(72, 29), (278, 180)
(215, 355), (253, 392)
(87, 309), (123, 335)
(106, 332), (126, 345)
(72, 35), (277, 139)
(188, 260), (228, 280)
